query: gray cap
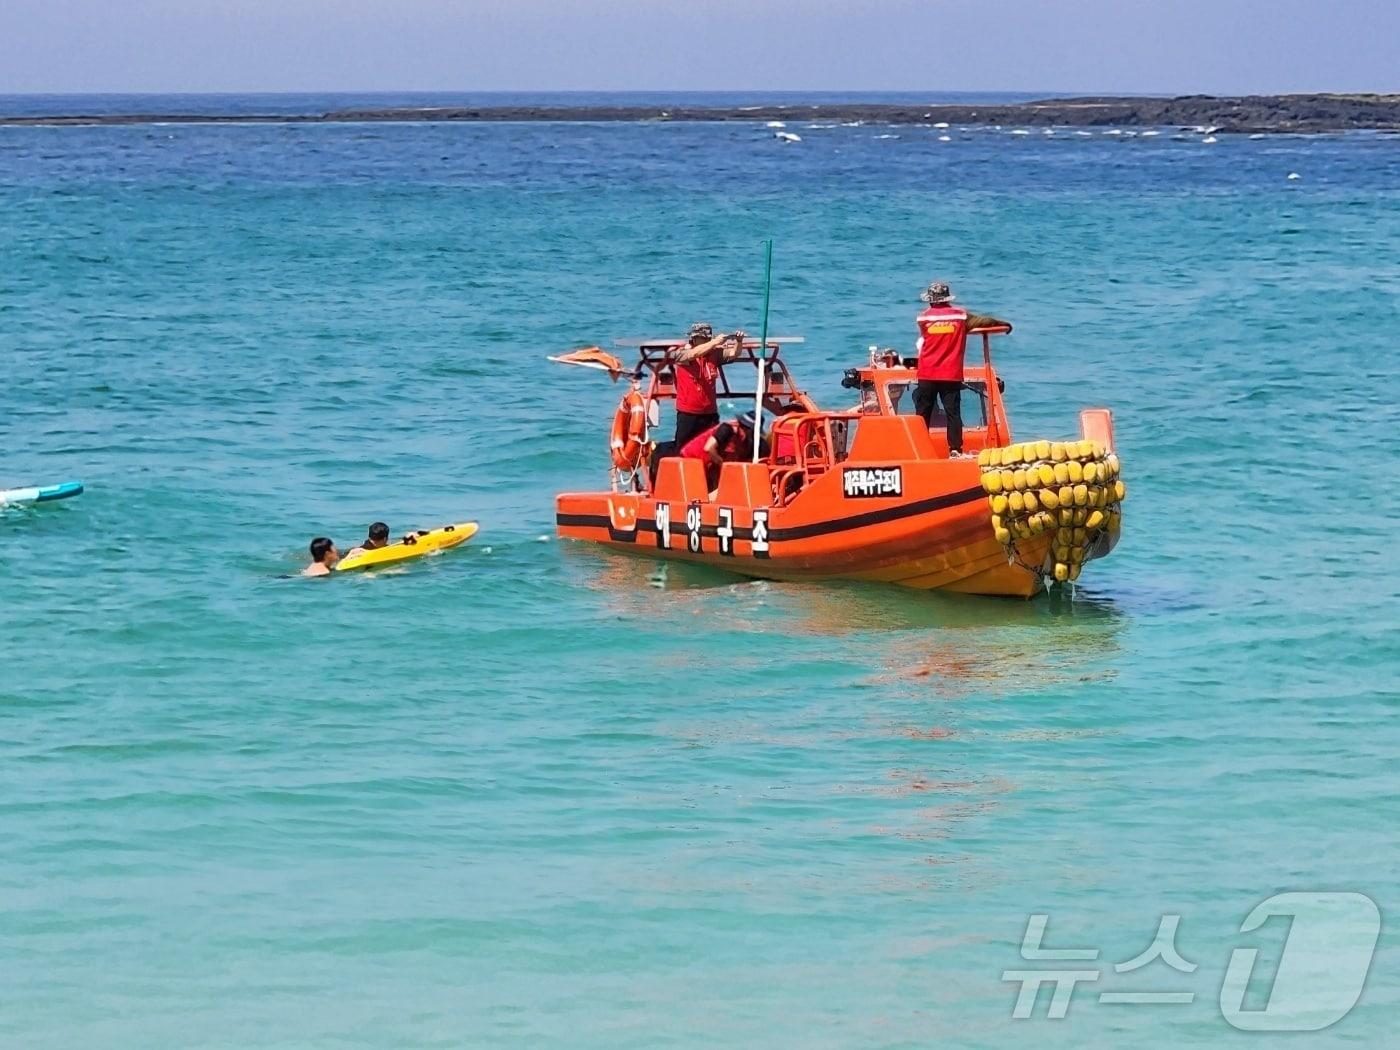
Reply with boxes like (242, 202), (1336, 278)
(688, 321), (714, 339)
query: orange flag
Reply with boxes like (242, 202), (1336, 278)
(547, 346), (629, 381)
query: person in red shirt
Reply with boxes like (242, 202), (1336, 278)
(671, 322), (745, 447)
(913, 282), (1009, 456)
(680, 411), (766, 490)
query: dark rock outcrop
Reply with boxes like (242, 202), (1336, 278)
(5, 94), (1399, 133)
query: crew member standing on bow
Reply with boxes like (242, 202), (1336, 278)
(671, 322), (745, 447)
(913, 282), (1010, 457)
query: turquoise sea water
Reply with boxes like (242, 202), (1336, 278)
(3, 102), (1400, 1046)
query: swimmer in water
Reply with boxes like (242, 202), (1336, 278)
(345, 521), (428, 557)
(301, 536), (340, 577)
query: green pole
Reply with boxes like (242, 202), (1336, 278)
(752, 238), (773, 463)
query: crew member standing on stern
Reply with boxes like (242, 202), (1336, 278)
(671, 322), (744, 447)
(913, 282), (1009, 457)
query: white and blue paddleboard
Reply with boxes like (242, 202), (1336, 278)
(0, 480), (84, 506)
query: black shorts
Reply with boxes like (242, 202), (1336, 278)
(674, 410), (718, 449)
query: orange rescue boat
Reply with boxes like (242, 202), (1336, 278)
(554, 330), (1123, 598)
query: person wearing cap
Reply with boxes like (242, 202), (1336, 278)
(670, 322), (746, 447)
(679, 410), (768, 491)
(913, 282), (1010, 457)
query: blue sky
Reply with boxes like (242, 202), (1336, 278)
(1, 0), (1395, 95)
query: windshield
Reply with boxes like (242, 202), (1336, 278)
(885, 381), (989, 428)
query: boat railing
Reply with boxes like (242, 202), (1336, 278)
(769, 411), (862, 506)
(630, 340), (813, 411)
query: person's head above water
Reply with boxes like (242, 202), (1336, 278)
(302, 537), (339, 577)
(920, 281), (955, 305)
(366, 522), (390, 548)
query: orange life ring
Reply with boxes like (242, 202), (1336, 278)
(610, 389), (648, 472)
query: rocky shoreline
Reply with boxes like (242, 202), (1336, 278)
(5, 94), (1400, 133)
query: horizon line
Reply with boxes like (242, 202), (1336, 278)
(4, 88), (1378, 99)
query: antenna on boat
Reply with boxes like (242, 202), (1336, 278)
(752, 237), (773, 464)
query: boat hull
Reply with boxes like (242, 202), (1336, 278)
(557, 454), (1049, 599)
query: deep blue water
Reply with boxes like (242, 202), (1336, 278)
(2, 99), (1399, 1047)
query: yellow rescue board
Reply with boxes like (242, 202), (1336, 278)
(335, 522), (479, 572)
